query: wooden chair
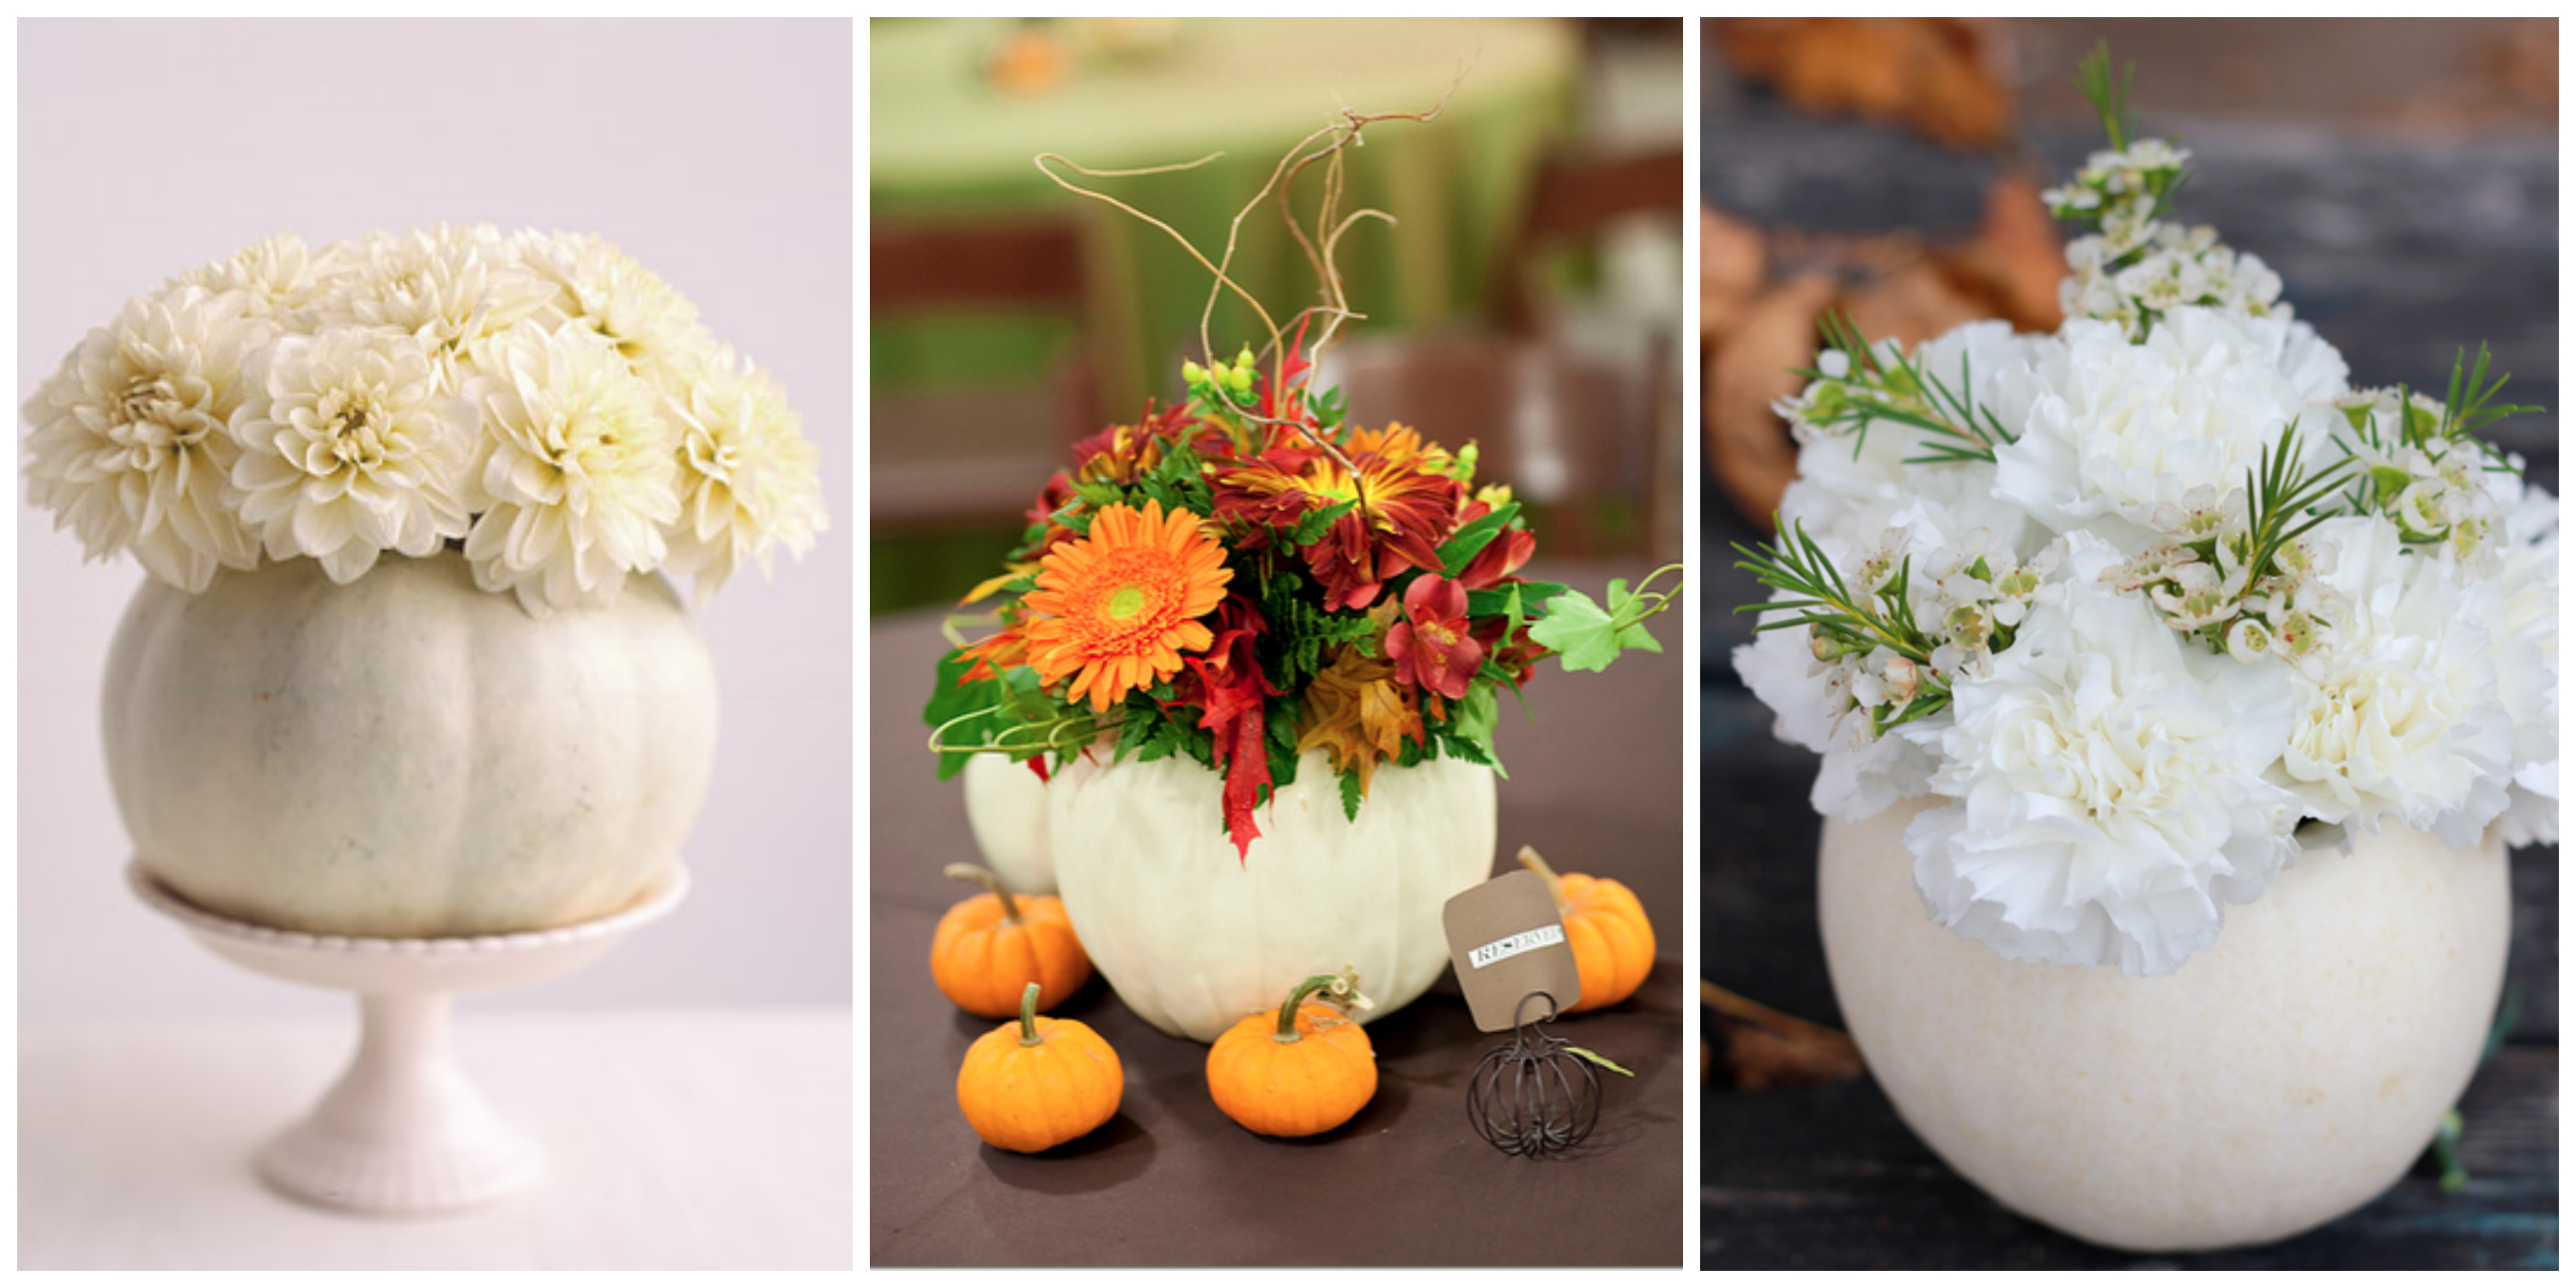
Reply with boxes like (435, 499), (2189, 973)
(870, 216), (1099, 537)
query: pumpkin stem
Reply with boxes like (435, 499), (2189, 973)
(1273, 970), (1358, 1042)
(1516, 846), (1571, 916)
(945, 862), (1024, 925)
(1016, 981), (1044, 1047)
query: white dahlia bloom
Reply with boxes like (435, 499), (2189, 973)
(464, 320), (680, 615)
(173, 234), (358, 324)
(21, 286), (266, 591)
(1906, 535), (2309, 975)
(1992, 307), (2348, 549)
(2270, 518), (2514, 847)
(518, 231), (715, 381)
(326, 225), (552, 392)
(659, 345), (827, 601)
(231, 329), (474, 582)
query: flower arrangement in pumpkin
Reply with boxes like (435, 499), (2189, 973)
(1734, 46), (2558, 977)
(927, 106), (1678, 859)
(22, 227), (828, 616)
(930, 339), (1677, 856)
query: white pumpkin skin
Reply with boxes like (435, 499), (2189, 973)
(1820, 796), (2510, 1253)
(1048, 747), (1496, 1042)
(962, 753), (1055, 896)
(103, 550), (718, 938)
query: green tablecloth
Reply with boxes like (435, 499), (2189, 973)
(870, 16), (1581, 414)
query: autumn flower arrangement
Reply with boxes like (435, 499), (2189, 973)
(23, 226), (827, 615)
(929, 338), (1678, 856)
(1735, 47), (2558, 976)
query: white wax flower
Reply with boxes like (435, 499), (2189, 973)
(1993, 307), (2348, 548)
(231, 329), (474, 582)
(22, 286), (267, 591)
(659, 344), (828, 600)
(463, 320), (680, 615)
(1906, 535), (2308, 976)
(2269, 518), (2513, 847)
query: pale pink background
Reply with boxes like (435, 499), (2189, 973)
(17, 18), (856, 1020)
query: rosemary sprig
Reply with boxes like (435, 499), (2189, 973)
(2075, 40), (2135, 153)
(1785, 313), (2015, 465)
(1732, 519), (1954, 734)
(2240, 422), (2351, 580)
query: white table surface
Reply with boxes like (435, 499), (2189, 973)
(21, 1009), (852, 1271)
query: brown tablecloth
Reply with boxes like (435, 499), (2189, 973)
(868, 560), (1685, 1267)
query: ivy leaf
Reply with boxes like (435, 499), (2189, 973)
(924, 650), (1006, 781)
(1526, 589), (1626, 672)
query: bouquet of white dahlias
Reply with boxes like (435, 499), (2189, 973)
(23, 225), (827, 615)
(1735, 52), (2557, 977)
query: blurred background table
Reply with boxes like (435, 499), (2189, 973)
(1698, 17), (2557, 1271)
(871, 17), (1686, 611)
(869, 559), (1685, 1267)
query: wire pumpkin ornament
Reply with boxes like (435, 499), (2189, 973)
(1467, 991), (1632, 1157)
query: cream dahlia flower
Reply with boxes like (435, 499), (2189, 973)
(464, 319), (680, 615)
(1906, 535), (2309, 976)
(327, 225), (552, 392)
(519, 231), (715, 382)
(22, 286), (266, 591)
(659, 344), (827, 601)
(173, 234), (357, 324)
(231, 329), (473, 582)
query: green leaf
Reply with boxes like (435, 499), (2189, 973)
(1469, 580), (1566, 620)
(1339, 769), (1362, 822)
(1527, 589), (1625, 672)
(923, 649), (1007, 781)
(1563, 1045), (1636, 1078)
(1435, 502), (1521, 578)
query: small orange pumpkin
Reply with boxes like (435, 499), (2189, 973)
(1206, 970), (1377, 1138)
(1519, 846), (1654, 1012)
(957, 982), (1124, 1153)
(932, 862), (1091, 1017)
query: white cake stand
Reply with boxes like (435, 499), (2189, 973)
(128, 861), (689, 1216)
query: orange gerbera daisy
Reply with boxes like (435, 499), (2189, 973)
(1023, 500), (1232, 712)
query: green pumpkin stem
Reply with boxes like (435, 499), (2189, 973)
(1516, 846), (1571, 916)
(945, 862), (1024, 925)
(1017, 981), (1044, 1047)
(1273, 972), (1348, 1043)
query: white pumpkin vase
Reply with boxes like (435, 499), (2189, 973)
(104, 550), (719, 939)
(1819, 796), (2511, 1253)
(1048, 747), (1496, 1043)
(962, 752), (1057, 896)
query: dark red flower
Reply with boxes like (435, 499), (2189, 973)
(1384, 574), (1485, 701)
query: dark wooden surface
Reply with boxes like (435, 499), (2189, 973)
(870, 558), (1687, 1267)
(1701, 92), (2559, 1270)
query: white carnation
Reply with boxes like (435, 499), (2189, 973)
(463, 320), (680, 615)
(1906, 536), (2308, 976)
(2270, 518), (2514, 847)
(21, 286), (267, 591)
(231, 329), (474, 582)
(1993, 307), (2348, 548)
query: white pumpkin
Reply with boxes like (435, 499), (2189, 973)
(1820, 796), (2510, 1252)
(1048, 747), (1496, 1042)
(962, 752), (1055, 896)
(102, 550), (718, 938)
